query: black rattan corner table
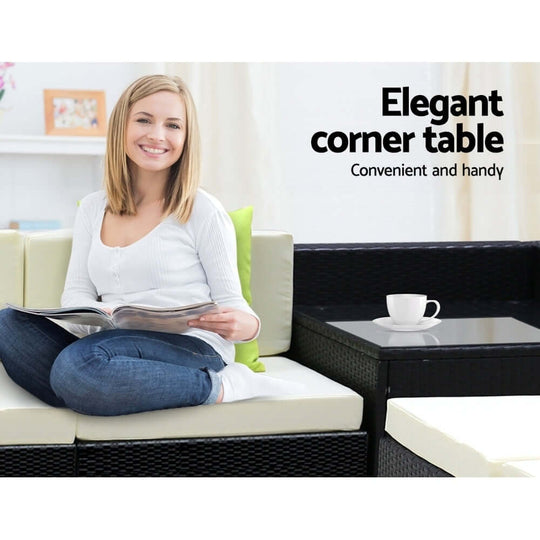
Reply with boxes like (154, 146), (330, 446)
(288, 312), (540, 476)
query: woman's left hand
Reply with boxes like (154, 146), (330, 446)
(188, 307), (259, 341)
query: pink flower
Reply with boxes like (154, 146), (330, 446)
(0, 63), (15, 102)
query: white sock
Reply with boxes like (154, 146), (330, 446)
(219, 362), (306, 403)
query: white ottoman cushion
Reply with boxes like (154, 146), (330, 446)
(502, 460), (540, 477)
(386, 396), (540, 477)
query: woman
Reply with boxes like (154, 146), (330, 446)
(0, 74), (299, 416)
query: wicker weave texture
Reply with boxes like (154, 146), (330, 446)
(378, 435), (452, 477)
(0, 433), (368, 477)
(76, 431), (368, 477)
(389, 354), (540, 398)
(0, 444), (75, 477)
(293, 242), (537, 305)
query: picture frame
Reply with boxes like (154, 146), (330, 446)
(43, 89), (107, 136)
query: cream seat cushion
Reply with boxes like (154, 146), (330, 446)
(76, 356), (363, 441)
(386, 396), (540, 477)
(0, 357), (363, 445)
(0, 364), (76, 445)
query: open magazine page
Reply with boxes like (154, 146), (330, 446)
(6, 302), (218, 334)
(6, 304), (113, 328)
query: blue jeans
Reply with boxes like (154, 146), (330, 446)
(0, 308), (225, 416)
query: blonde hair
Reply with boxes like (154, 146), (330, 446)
(104, 74), (201, 223)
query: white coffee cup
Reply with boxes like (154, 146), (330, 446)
(386, 293), (441, 326)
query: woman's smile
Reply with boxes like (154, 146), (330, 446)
(139, 145), (168, 155)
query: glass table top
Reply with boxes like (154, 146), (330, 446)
(328, 317), (540, 348)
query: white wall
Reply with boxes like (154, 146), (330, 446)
(0, 62), (444, 241)
(275, 63), (443, 242)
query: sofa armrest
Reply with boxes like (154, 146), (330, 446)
(0, 230), (24, 307)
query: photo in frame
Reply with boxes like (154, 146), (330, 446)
(43, 89), (107, 136)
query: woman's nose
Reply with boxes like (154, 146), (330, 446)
(148, 124), (165, 141)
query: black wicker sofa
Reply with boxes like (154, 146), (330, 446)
(288, 240), (540, 475)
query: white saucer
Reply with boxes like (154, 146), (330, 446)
(372, 317), (442, 332)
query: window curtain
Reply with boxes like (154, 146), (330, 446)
(440, 63), (540, 241)
(163, 63), (284, 230)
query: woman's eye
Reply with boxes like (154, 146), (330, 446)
(136, 118), (150, 124)
(168, 123), (181, 130)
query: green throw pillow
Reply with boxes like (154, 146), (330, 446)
(228, 206), (265, 372)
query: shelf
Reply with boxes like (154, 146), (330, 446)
(0, 134), (106, 156)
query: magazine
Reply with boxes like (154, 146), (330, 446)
(6, 301), (219, 334)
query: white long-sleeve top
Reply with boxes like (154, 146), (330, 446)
(60, 189), (259, 364)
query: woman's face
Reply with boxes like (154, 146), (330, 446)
(125, 91), (187, 177)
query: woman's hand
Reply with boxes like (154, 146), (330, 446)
(188, 307), (259, 341)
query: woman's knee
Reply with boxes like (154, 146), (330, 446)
(49, 343), (106, 414)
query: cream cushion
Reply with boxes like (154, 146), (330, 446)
(23, 229), (72, 308)
(502, 460), (540, 477)
(251, 231), (292, 355)
(386, 396), (540, 477)
(0, 356), (363, 445)
(0, 230), (24, 308)
(0, 364), (76, 445)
